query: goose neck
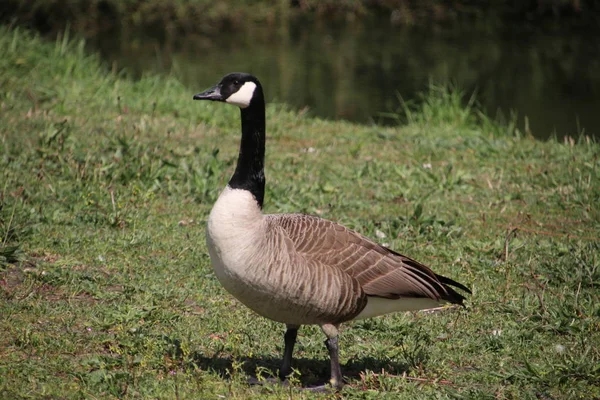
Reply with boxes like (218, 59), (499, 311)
(228, 103), (266, 208)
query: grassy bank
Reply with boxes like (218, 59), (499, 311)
(1, 27), (599, 399)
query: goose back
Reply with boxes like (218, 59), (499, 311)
(267, 213), (468, 305)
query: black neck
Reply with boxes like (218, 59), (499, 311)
(228, 101), (266, 208)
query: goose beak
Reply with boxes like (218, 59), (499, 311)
(193, 85), (223, 101)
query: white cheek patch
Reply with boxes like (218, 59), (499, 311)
(225, 81), (257, 108)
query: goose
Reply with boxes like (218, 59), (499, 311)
(193, 72), (470, 390)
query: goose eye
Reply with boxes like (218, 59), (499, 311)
(233, 80), (240, 86)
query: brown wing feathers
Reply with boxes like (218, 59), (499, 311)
(380, 249), (471, 304)
(270, 214), (470, 305)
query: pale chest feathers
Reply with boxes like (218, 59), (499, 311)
(206, 186), (291, 303)
(206, 186), (266, 274)
(205, 187), (315, 322)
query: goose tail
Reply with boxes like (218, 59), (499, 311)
(436, 274), (471, 305)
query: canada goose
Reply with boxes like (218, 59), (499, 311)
(193, 72), (470, 390)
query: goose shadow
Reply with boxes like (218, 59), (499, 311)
(189, 352), (410, 388)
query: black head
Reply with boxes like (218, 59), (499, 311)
(193, 73), (263, 109)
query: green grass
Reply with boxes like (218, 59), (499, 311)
(1, 26), (599, 399)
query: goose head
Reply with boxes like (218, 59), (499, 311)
(193, 72), (263, 109)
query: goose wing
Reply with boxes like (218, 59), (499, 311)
(266, 213), (470, 304)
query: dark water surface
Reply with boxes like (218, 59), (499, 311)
(90, 17), (600, 139)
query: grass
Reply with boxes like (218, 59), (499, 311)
(1, 26), (599, 399)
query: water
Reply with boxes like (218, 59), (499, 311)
(90, 17), (600, 139)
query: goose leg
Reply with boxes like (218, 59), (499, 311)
(321, 324), (343, 390)
(279, 324), (299, 381)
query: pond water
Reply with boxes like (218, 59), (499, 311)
(90, 17), (600, 139)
